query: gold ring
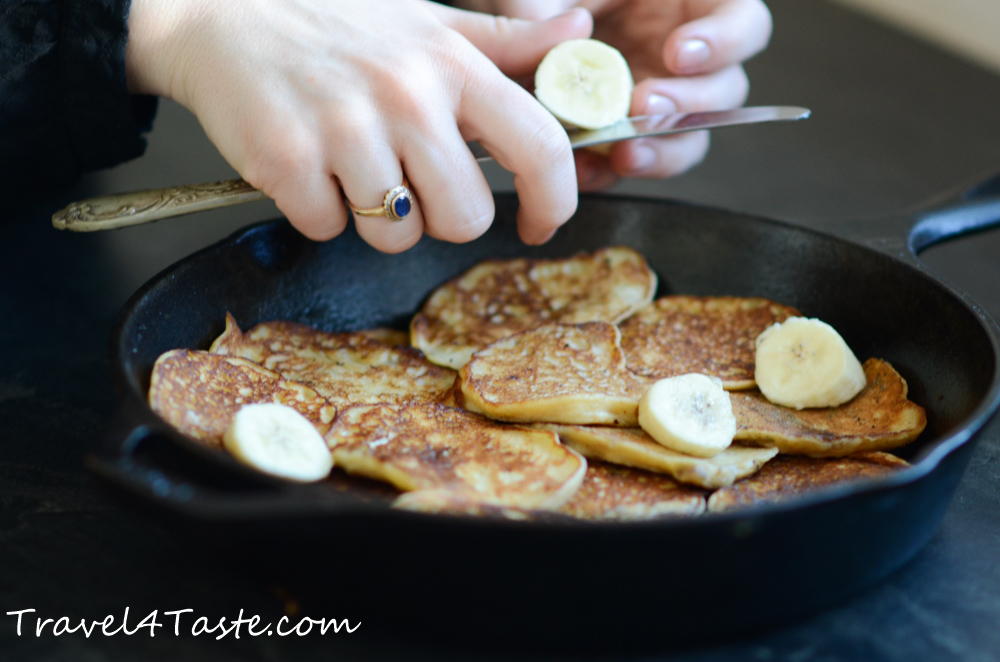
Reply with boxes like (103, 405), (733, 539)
(347, 177), (414, 222)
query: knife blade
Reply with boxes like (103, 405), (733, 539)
(468, 105), (810, 162)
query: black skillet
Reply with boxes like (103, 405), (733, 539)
(89, 171), (1000, 649)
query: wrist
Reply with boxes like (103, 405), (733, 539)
(125, 0), (203, 102)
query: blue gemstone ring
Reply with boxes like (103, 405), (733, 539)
(348, 177), (414, 222)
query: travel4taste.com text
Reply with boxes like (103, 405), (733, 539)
(6, 608), (359, 639)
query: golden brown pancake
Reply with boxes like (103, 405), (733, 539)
(538, 424), (778, 489)
(356, 327), (411, 346)
(707, 451), (910, 513)
(326, 403), (586, 509)
(411, 247), (657, 369)
(395, 463), (706, 522)
(732, 358), (927, 456)
(148, 349), (337, 447)
(459, 322), (652, 426)
(210, 314), (455, 409)
(558, 460), (706, 520)
(392, 490), (550, 521)
(437, 377), (463, 408)
(619, 296), (801, 390)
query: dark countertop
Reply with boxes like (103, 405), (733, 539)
(2, 1), (1000, 660)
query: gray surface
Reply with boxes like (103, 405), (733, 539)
(2, 0), (1000, 659)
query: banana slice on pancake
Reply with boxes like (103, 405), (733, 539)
(707, 452), (910, 513)
(638, 374), (737, 458)
(732, 358), (926, 456)
(411, 247), (656, 370)
(459, 322), (652, 426)
(619, 296), (801, 390)
(558, 461), (706, 521)
(223, 403), (333, 482)
(211, 313), (455, 408)
(326, 403), (586, 510)
(538, 423), (777, 489)
(148, 349), (337, 447)
(754, 317), (866, 409)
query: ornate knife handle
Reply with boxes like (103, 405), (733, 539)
(51, 178), (268, 232)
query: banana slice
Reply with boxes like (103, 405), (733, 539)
(637, 374), (736, 458)
(534, 39), (634, 130)
(754, 317), (866, 410)
(222, 403), (333, 482)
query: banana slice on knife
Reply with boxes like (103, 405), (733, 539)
(534, 39), (634, 130)
(754, 317), (866, 410)
(223, 403), (333, 482)
(638, 374), (737, 458)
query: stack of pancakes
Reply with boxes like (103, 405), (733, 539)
(149, 247), (926, 521)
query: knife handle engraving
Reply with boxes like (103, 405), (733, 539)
(51, 179), (267, 231)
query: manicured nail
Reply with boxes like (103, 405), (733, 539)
(629, 141), (657, 173)
(676, 39), (711, 72)
(646, 94), (677, 116)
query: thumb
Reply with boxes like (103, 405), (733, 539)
(431, 6), (593, 78)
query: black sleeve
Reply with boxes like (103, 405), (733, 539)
(0, 0), (157, 206)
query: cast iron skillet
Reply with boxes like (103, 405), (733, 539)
(90, 172), (1000, 650)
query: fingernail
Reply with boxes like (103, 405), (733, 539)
(676, 39), (711, 72)
(646, 94), (677, 116)
(629, 142), (657, 173)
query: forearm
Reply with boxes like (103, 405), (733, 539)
(0, 0), (157, 204)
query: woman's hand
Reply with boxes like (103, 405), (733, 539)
(125, 0), (594, 252)
(463, 0), (772, 190)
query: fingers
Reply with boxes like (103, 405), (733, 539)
(399, 114), (497, 245)
(240, 123), (351, 242)
(334, 146), (427, 255)
(574, 131), (711, 187)
(571, 0), (766, 189)
(609, 131), (711, 179)
(631, 64), (750, 116)
(594, 65), (746, 181)
(576, 150), (620, 192)
(460, 72), (578, 244)
(664, 0), (772, 75)
(430, 4), (592, 78)
(266, 170), (350, 243)
(383, 3), (592, 246)
(251, 1), (592, 251)
(433, 0), (583, 242)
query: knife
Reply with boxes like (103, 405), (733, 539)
(52, 106), (810, 232)
(471, 105), (810, 161)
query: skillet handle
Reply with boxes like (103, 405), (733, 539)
(908, 169), (1000, 253)
(87, 409), (379, 521)
(832, 169), (1000, 257)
